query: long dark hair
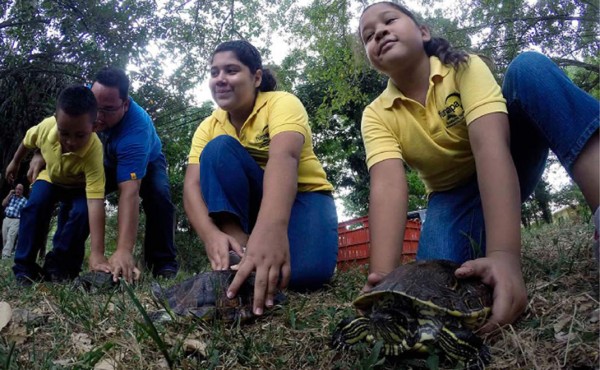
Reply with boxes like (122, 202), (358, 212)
(361, 2), (468, 69)
(211, 40), (278, 92)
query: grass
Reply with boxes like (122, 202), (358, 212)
(0, 218), (598, 369)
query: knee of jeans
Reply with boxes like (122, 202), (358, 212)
(503, 52), (550, 94)
(201, 135), (239, 163)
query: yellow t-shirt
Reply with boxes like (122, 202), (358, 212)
(362, 55), (507, 193)
(188, 91), (333, 192)
(23, 116), (105, 199)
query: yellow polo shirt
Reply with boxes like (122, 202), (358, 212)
(23, 116), (105, 199)
(189, 91), (333, 192)
(362, 55), (507, 193)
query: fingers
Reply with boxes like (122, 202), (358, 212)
(133, 267), (141, 281)
(111, 266), (122, 283)
(227, 262), (251, 300)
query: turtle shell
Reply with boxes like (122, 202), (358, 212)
(152, 270), (286, 322)
(354, 260), (492, 328)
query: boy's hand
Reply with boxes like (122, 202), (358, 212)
(6, 161), (19, 184)
(89, 253), (112, 273)
(455, 252), (527, 333)
(108, 249), (141, 283)
(28, 152), (46, 183)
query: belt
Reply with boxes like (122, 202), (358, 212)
(4, 216), (19, 219)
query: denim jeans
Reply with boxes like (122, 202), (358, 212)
(199, 135), (338, 289)
(105, 153), (179, 275)
(13, 180), (89, 279)
(418, 52), (599, 263)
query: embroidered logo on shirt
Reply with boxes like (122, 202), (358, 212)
(254, 126), (270, 149)
(130, 172), (137, 180)
(438, 93), (465, 128)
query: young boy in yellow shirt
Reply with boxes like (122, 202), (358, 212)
(6, 85), (109, 286)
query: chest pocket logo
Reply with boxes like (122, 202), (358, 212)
(254, 126), (270, 149)
(438, 93), (465, 128)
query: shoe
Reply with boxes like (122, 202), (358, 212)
(15, 275), (35, 287)
(154, 269), (178, 280)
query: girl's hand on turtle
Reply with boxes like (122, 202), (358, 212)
(109, 249), (140, 283)
(205, 230), (243, 271)
(227, 226), (291, 315)
(455, 251), (527, 333)
(361, 271), (386, 293)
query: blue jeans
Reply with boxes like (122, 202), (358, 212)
(418, 52), (599, 263)
(199, 135), (338, 289)
(13, 180), (89, 279)
(105, 153), (179, 275)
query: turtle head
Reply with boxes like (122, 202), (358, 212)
(331, 316), (371, 350)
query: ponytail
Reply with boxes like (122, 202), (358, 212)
(259, 68), (277, 92)
(424, 37), (468, 69)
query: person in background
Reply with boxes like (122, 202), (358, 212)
(357, 1), (598, 332)
(29, 68), (179, 282)
(183, 40), (338, 316)
(1, 183), (28, 259)
(7, 85), (107, 285)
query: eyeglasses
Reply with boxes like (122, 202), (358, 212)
(97, 103), (124, 115)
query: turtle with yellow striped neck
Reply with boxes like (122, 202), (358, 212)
(332, 259), (493, 369)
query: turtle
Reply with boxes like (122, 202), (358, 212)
(151, 269), (286, 323)
(332, 259), (493, 369)
(73, 271), (119, 293)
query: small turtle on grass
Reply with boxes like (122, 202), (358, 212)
(332, 259), (493, 369)
(73, 271), (119, 293)
(151, 270), (286, 323)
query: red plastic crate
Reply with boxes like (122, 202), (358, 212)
(337, 216), (421, 271)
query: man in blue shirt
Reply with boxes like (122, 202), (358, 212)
(90, 67), (179, 281)
(2, 183), (28, 259)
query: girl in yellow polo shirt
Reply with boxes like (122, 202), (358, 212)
(184, 40), (338, 316)
(359, 2), (599, 332)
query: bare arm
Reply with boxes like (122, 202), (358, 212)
(108, 179), (142, 282)
(6, 143), (29, 184)
(87, 198), (111, 273)
(228, 131), (303, 315)
(456, 112), (526, 332)
(364, 158), (409, 291)
(183, 163), (243, 270)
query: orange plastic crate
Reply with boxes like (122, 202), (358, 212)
(337, 216), (421, 271)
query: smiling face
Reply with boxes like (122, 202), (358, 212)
(56, 109), (94, 153)
(91, 82), (129, 132)
(209, 51), (262, 123)
(359, 3), (430, 74)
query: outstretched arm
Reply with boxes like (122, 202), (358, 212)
(456, 112), (527, 333)
(87, 198), (111, 273)
(109, 179), (142, 282)
(6, 143), (29, 184)
(364, 158), (409, 292)
(227, 131), (302, 315)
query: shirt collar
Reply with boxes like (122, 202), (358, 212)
(380, 56), (452, 109)
(212, 91), (269, 127)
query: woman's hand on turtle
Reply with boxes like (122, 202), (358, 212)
(227, 226), (291, 315)
(455, 251), (527, 333)
(108, 249), (141, 283)
(205, 229), (244, 271)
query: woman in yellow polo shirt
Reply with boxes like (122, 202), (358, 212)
(184, 40), (338, 316)
(358, 2), (598, 332)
